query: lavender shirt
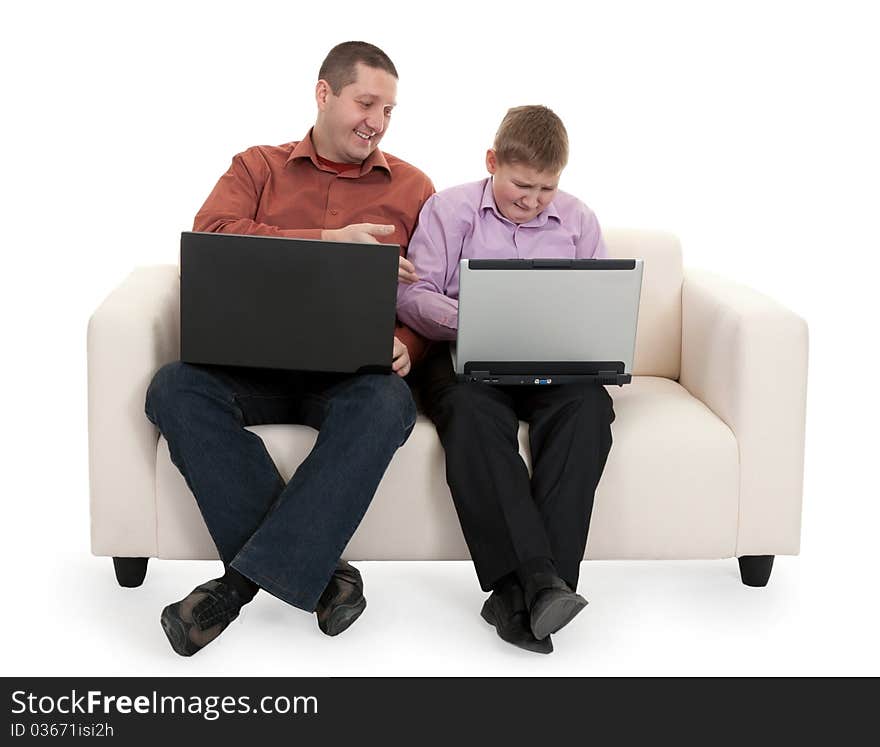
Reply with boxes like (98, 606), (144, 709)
(397, 177), (606, 341)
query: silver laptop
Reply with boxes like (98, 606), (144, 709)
(452, 258), (644, 386)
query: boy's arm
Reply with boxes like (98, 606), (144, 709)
(193, 152), (323, 239)
(575, 207), (607, 258)
(397, 196), (461, 341)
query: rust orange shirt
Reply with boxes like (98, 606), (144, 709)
(193, 130), (436, 365)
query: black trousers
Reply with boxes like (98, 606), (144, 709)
(417, 344), (615, 592)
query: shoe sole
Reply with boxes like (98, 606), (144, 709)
(481, 601), (553, 655)
(160, 605), (198, 657)
(530, 595), (588, 640)
(321, 597), (367, 637)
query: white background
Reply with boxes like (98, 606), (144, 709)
(1, 0), (878, 676)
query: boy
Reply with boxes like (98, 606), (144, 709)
(397, 106), (614, 654)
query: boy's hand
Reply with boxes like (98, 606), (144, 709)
(322, 223), (395, 244)
(392, 336), (411, 377)
(398, 256), (419, 284)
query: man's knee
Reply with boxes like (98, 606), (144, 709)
(144, 361), (220, 425)
(356, 374), (418, 434)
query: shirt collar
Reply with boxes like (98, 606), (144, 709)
(478, 177), (561, 227)
(287, 129), (391, 178)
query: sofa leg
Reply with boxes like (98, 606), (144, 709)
(113, 557), (149, 588)
(737, 555), (774, 587)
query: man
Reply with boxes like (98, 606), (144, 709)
(145, 41), (434, 656)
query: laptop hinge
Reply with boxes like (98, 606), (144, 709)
(599, 371), (632, 386)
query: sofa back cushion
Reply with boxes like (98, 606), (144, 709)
(604, 229), (682, 379)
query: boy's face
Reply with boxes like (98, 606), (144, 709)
(486, 149), (560, 224)
(314, 62), (397, 164)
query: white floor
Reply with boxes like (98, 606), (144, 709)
(4, 546), (877, 677)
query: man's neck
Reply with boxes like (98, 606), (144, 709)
(316, 154), (361, 174)
(310, 127), (363, 166)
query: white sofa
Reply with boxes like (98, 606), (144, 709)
(87, 230), (808, 589)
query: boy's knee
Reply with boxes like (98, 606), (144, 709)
(571, 384), (614, 423)
(434, 384), (516, 436)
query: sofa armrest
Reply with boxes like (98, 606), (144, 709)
(87, 266), (180, 557)
(680, 268), (808, 556)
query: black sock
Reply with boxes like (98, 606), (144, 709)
(221, 567), (259, 604)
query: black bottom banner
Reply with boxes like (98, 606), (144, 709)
(1, 676), (869, 742)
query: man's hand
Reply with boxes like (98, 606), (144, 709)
(322, 224), (418, 282)
(322, 223), (395, 244)
(398, 256), (419, 284)
(392, 336), (411, 377)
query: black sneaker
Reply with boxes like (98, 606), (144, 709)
(315, 561), (367, 637)
(160, 579), (243, 657)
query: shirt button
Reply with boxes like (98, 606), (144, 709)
(329, 209), (339, 216)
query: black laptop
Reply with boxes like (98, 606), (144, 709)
(179, 231), (399, 373)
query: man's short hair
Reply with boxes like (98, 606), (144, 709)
(318, 41), (399, 94)
(493, 105), (569, 173)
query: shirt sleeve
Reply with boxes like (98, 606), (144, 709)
(575, 207), (606, 259)
(193, 152), (322, 239)
(396, 195), (461, 341)
(390, 175), (438, 367)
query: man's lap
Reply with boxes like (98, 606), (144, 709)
(148, 360), (413, 430)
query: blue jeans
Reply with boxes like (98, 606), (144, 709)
(145, 361), (416, 611)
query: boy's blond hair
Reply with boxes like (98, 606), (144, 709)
(493, 105), (569, 173)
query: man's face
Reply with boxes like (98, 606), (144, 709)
(486, 149), (561, 224)
(314, 62), (397, 164)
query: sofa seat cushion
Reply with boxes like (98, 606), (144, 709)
(588, 377), (739, 559)
(154, 377), (738, 560)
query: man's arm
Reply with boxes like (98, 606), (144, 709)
(391, 174), (438, 368)
(193, 152), (323, 239)
(397, 195), (461, 341)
